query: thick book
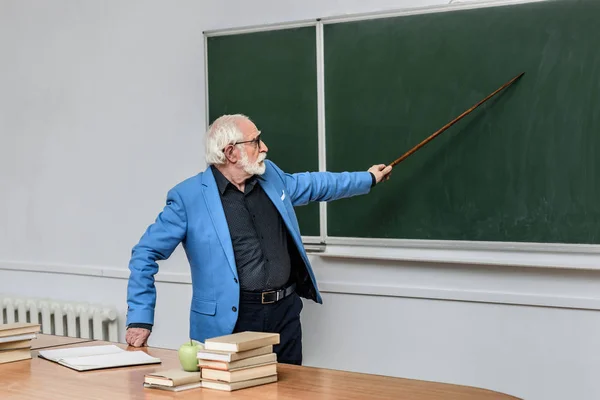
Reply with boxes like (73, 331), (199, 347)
(204, 331), (279, 352)
(201, 363), (277, 383)
(202, 374), (278, 391)
(0, 333), (37, 344)
(197, 345), (273, 362)
(0, 322), (41, 338)
(0, 339), (32, 351)
(198, 353), (277, 371)
(144, 369), (201, 387)
(0, 348), (32, 364)
(38, 344), (161, 371)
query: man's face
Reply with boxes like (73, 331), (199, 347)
(237, 119), (268, 175)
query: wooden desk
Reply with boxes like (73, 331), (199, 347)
(1, 339), (521, 400)
(30, 334), (94, 350)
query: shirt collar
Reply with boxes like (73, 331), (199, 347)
(211, 165), (230, 194)
(211, 165), (258, 195)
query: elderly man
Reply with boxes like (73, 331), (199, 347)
(125, 114), (392, 364)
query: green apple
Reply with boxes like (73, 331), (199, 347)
(178, 340), (200, 372)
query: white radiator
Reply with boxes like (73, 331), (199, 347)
(0, 294), (119, 342)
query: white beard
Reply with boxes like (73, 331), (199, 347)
(240, 150), (267, 176)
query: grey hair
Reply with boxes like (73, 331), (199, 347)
(205, 114), (248, 165)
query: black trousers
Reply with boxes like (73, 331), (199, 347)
(233, 292), (303, 365)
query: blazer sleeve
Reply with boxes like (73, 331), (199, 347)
(268, 161), (373, 206)
(126, 188), (187, 326)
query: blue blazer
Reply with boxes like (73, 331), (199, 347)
(126, 160), (372, 343)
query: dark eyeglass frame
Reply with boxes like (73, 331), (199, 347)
(233, 132), (262, 148)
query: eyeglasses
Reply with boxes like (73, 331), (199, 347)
(234, 132), (262, 148)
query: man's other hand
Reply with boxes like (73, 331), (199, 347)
(125, 327), (151, 347)
(368, 164), (392, 184)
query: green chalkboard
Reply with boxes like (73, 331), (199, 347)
(325, 0), (600, 243)
(207, 27), (320, 237)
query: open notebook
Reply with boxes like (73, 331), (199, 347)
(38, 345), (161, 371)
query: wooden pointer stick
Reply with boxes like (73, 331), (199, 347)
(388, 72), (525, 168)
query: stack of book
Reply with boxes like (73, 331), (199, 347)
(143, 368), (202, 392)
(0, 322), (41, 364)
(198, 331), (280, 391)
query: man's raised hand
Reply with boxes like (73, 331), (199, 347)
(368, 164), (393, 184)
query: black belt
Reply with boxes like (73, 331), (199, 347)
(240, 283), (296, 304)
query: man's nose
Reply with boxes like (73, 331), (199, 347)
(260, 140), (268, 152)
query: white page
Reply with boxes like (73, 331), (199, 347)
(39, 344), (123, 362)
(59, 350), (161, 371)
(0, 333), (37, 343)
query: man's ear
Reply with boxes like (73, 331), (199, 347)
(224, 145), (238, 163)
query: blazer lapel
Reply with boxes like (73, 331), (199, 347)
(201, 168), (237, 279)
(258, 178), (302, 244)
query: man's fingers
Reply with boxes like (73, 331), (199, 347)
(368, 164), (393, 184)
(126, 327), (151, 347)
(141, 331), (150, 346)
(133, 335), (146, 347)
(126, 330), (142, 347)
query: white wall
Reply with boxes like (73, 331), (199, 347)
(1, 1), (599, 400)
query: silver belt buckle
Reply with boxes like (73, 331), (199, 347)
(261, 290), (277, 304)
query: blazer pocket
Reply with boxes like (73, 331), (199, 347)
(191, 297), (217, 316)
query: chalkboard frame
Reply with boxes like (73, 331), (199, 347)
(202, 0), (600, 262)
(204, 21), (327, 249)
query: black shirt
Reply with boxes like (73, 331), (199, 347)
(211, 165), (292, 292)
